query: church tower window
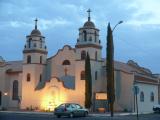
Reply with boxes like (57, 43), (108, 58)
(12, 80), (18, 100)
(95, 51), (98, 61)
(81, 51), (86, 60)
(28, 39), (31, 48)
(81, 71), (85, 80)
(34, 43), (37, 47)
(40, 41), (42, 48)
(140, 91), (144, 102)
(62, 60), (71, 65)
(27, 73), (31, 82)
(94, 31), (97, 42)
(40, 56), (42, 64)
(27, 55), (31, 64)
(89, 36), (92, 41)
(83, 30), (87, 41)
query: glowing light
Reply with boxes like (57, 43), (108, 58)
(4, 92), (8, 96)
(96, 93), (107, 100)
(40, 90), (67, 111)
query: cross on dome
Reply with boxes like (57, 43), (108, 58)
(87, 9), (91, 21)
(34, 18), (38, 29)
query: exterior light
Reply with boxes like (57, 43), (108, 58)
(118, 20), (123, 24)
(112, 20), (123, 32)
(4, 92), (8, 96)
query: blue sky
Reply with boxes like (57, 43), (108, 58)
(0, 0), (160, 73)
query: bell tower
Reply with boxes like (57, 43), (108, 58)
(21, 19), (48, 109)
(23, 18), (48, 64)
(75, 9), (102, 61)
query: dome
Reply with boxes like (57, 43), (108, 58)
(83, 21), (95, 28)
(31, 29), (41, 35)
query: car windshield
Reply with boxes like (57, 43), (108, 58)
(57, 103), (71, 108)
(58, 104), (65, 108)
(75, 104), (82, 109)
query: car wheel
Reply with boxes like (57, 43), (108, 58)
(84, 112), (88, 117)
(69, 113), (74, 118)
(57, 115), (61, 118)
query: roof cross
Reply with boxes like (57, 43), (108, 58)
(34, 18), (38, 29)
(87, 9), (91, 21)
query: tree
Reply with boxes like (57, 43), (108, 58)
(106, 23), (115, 117)
(85, 52), (92, 109)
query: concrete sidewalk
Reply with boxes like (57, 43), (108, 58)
(0, 110), (153, 117)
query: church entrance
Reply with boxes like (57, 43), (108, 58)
(0, 91), (2, 106)
(46, 86), (60, 111)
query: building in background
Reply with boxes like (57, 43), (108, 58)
(0, 10), (159, 113)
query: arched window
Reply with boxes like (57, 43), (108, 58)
(39, 74), (42, 82)
(95, 71), (98, 80)
(12, 80), (18, 100)
(40, 41), (42, 48)
(33, 43), (37, 47)
(150, 92), (154, 102)
(81, 71), (85, 80)
(40, 56), (42, 64)
(94, 31), (97, 42)
(140, 91), (144, 102)
(89, 36), (92, 41)
(81, 51), (86, 60)
(27, 55), (31, 64)
(95, 51), (98, 61)
(83, 30), (87, 41)
(28, 39), (31, 48)
(0, 91), (1, 106)
(27, 73), (31, 82)
(62, 60), (71, 65)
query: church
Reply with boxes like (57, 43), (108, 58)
(0, 10), (159, 113)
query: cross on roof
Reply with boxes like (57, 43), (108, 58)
(87, 9), (91, 21)
(34, 18), (38, 29)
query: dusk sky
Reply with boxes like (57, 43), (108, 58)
(0, 0), (160, 73)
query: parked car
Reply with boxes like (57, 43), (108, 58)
(54, 103), (88, 118)
(153, 104), (160, 113)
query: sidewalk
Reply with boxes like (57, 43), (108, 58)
(0, 110), (153, 117)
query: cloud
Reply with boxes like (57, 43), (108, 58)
(39, 18), (72, 30)
(123, 0), (160, 27)
(1, 0), (160, 73)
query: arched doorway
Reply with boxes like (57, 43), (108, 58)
(50, 86), (60, 107)
(44, 86), (60, 111)
(0, 91), (2, 106)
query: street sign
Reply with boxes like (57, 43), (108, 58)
(133, 85), (139, 120)
(133, 86), (139, 95)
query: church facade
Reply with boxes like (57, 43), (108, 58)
(0, 11), (159, 113)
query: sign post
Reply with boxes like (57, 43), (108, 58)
(133, 85), (139, 120)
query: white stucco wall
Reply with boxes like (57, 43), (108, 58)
(135, 83), (158, 113)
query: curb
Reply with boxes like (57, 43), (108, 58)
(0, 111), (153, 117)
(0, 111), (53, 115)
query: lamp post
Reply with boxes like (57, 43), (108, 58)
(112, 21), (123, 32)
(3, 92), (8, 110)
(106, 21), (123, 117)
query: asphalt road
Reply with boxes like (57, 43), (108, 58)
(0, 112), (160, 120)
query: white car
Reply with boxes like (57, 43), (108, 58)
(54, 103), (89, 118)
(153, 105), (160, 112)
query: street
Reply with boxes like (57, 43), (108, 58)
(0, 112), (160, 120)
